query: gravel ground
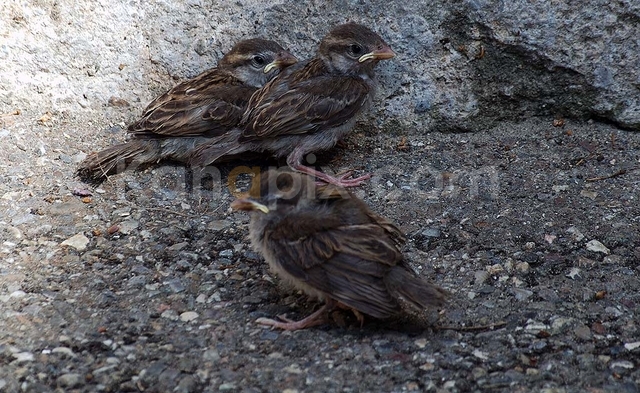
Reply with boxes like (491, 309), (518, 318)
(1, 109), (639, 392)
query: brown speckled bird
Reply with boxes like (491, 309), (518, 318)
(77, 39), (297, 182)
(190, 23), (395, 187)
(231, 169), (447, 330)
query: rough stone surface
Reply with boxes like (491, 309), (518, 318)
(1, 1), (640, 392)
(1, 0), (638, 134)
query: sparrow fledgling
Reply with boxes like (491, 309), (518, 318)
(231, 169), (447, 330)
(77, 39), (297, 182)
(190, 23), (395, 187)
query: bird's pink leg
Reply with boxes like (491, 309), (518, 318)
(256, 299), (337, 331)
(286, 150), (370, 187)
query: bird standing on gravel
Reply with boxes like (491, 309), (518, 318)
(231, 169), (447, 330)
(190, 23), (395, 187)
(77, 39), (297, 182)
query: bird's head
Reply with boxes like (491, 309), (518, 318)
(318, 23), (395, 76)
(220, 38), (298, 87)
(231, 169), (313, 217)
(231, 169), (349, 217)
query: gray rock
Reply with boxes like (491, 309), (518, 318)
(60, 233), (90, 251)
(2, 0), (638, 144)
(166, 279), (186, 293)
(574, 324), (592, 341)
(537, 288), (561, 303)
(219, 382), (236, 391)
(180, 311), (199, 322)
(51, 347), (76, 357)
(208, 220), (232, 231)
(12, 352), (34, 362)
(127, 275), (148, 288)
(203, 349), (221, 362)
(586, 239), (610, 254)
(610, 360), (635, 370)
(139, 361), (168, 386)
(57, 373), (82, 388)
(512, 288), (534, 301)
(161, 310), (179, 321)
(175, 375), (198, 393)
(118, 219), (139, 235)
(421, 227), (441, 238)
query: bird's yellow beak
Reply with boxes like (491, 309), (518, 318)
(230, 198), (270, 214)
(263, 52), (298, 74)
(358, 46), (396, 63)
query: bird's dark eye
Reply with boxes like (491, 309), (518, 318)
(253, 55), (265, 65)
(349, 44), (363, 55)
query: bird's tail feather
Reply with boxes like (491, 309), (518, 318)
(384, 266), (447, 310)
(76, 140), (159, 183)
(76, 137), (218, 183)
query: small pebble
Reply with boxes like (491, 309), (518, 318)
(566, 267), (581, 279)
(574, 325), (592, 340)
(551, 317), (575, 334)
(180, 311), (199, 322)
(72, 188), (92, 197)
(586, 240), (610, 254)
(12, 352), (34, 362)
(283, 364), (303, 374)
(472, 349), (489, 360)
(166, 279), (185, 293)
(9, 290), (26, 299)
(57, 373), (82, 388)
(260, 330), (280, 341)
(208, 220), (231, 231)
(602, 255), (622, 264)
(414, 338), (428, 349)
(512, 288), (533, 301)
(624, 342), (640, 351)
(421, 227), (441, 238)
(219, 382), (236, 391)
(525, 321), (550, 335)
(610, 360), (634, 370)
(161, 310), (179, 321)
(567, 226), (585, 242)
(118, 220), (139, 235)
(60, 233), (90, 251)
(580, 190), (598, 200)
(203, 349), (220, 362)
(51, 347), (75, 357)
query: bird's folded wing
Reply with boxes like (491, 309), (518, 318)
(270, 224), (402, 318)
(364, 210), (406, 248)
(241, 76), (370, 140)
(128, 71), (254, 138)
(320, 254), (398, 318)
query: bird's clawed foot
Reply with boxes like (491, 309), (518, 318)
(313, 170), (371, 188)
(256, 301), (336, 331)
(293, 165), (370, 187)
(332, 170), (371, 187)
